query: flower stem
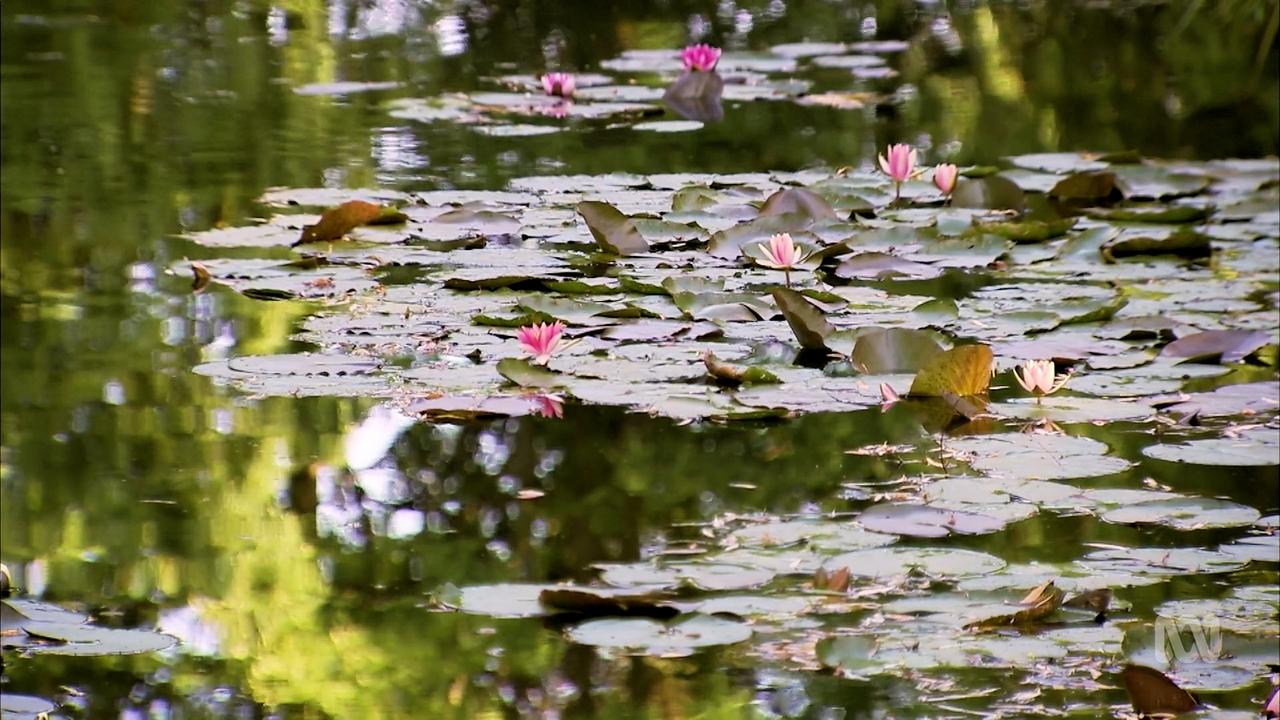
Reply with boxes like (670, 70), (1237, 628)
(784, 269), (791, 288)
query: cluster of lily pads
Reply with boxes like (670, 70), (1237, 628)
(385, 41), (897, 134)
(180, 145), (1278, 713)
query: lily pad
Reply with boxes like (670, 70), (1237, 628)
(1159, 330), (1272, 364)
(564, 614), (752, 656)
(1143, 430), (1280, 466)
(1101, 497), (1261, 530)
(857, 502), (1007, 537)
(823, 547), (1006, 579)
(946, 433), (1133, 480)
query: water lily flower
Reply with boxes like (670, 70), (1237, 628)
(681, 44), (721, 72)
(756, 232), (807, 287)
(518, 321), (566, 365)
(540, 72), (575, 99)
(531, 393), (564, 419)
(878, 143), (917, 201)
(933, 163), (959, 197)
(1265, 685), (1279, 718)
(1013, 359), (1071, 403)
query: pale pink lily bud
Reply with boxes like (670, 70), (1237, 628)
(1013, 359), (1071, 397)
(540, 72), (575, 99)
(517, 321), (566, 365)
(933, 163), (959, 196)
(758, 232), (802, 270)
(681, 44), (722, 72)
(877, 143), (917, 184)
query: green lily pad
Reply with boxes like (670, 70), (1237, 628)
(1101, 498), (1261, 530)
(1156, 597), (1278, 634)
(946, 433), (1133, 480)
(989, 396), (1156, 423)
(857, 502), (1007, 537)
(823, 547), (1006, 579)
(850, 328), (945, 374)
(726, 520), (897, 552)
(1143, 429), (1280, 466)
(1077, 547), (1247, 576)
(564, 614), (752, 656)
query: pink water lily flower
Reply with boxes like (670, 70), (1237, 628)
(933, 163), (959, 197)
(757, 232), (807, 286)
(1265, 685), (1279, 717)
(540, 72), (575, 99)
(1014, 359), (1071, 403)
(518, 321), (566, 365)
(878, 143), (918, 201)
(681, 44), (721, 72)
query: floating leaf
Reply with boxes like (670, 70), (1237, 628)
(1085, 205), (1211, 224)
(950, 175), (1025, 211)
(947, 433), (1133, 480)
(759, 187), (839, 222)
(771, 287), (835, 350)
(824, 547), (1006, 579)
(964, 581), (1064, 630)
(577, 201), (650, 256)
(908, 345), (993, 397)
(496, 358), (563, 388)
(1159, 330), (1271, 364)
(1143, 430), (1279, 467)
(297, 200), (400, 246)
(1101, 497), (1261, 530)
(858, 502), (1006, 537)
(564, 615), (751, 656)
(976, 217), (1076, 243)
(702, 352), (780, 386)
(1048, 172), (1121, 202)
(1120, 665), (1199, 716)
(1102, 227), (1212, 261)
(851, 328), (946, 374)
(835, 252), (943, 280)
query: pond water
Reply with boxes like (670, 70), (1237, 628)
(2, 1), (1278, 718)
